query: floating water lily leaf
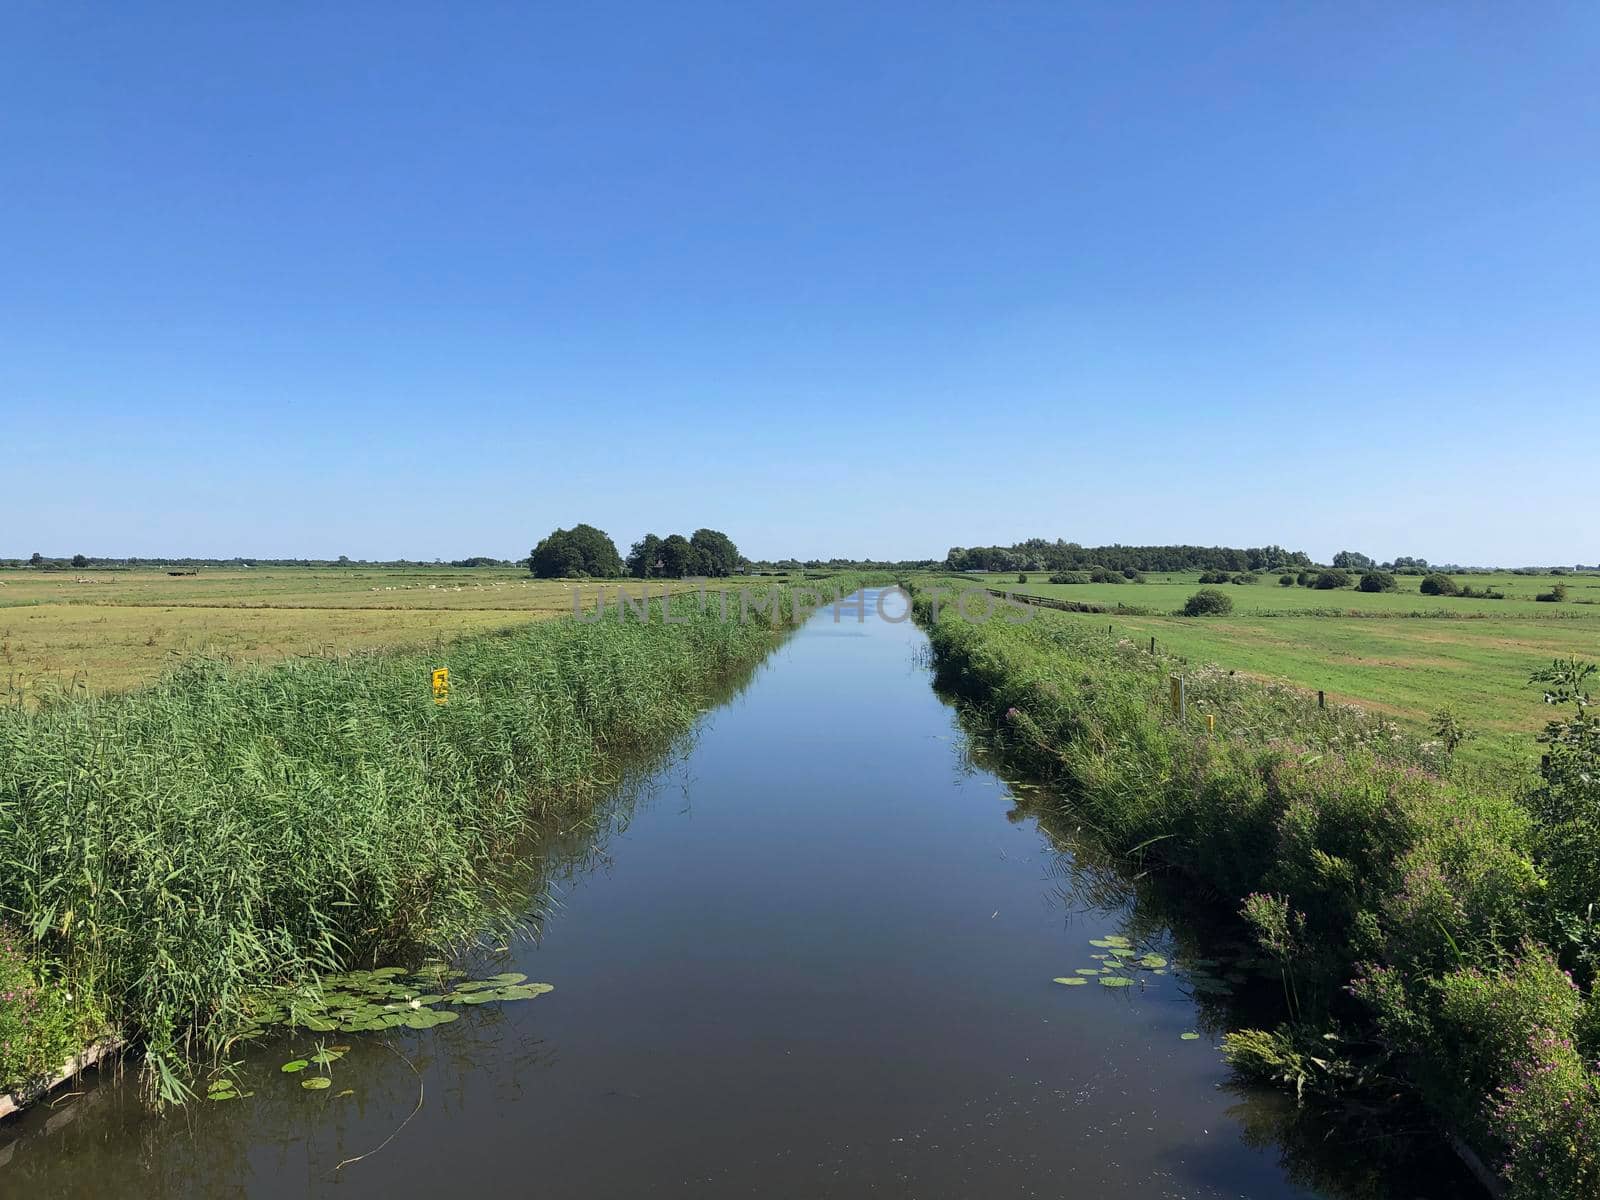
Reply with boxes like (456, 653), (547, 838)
(311, 1049), (345, 1065)
(1180, 1032), (1201, 1041)
(1098, 935), (1132, 948)
(1099, 976), (1135, 988)
(1052, 977), (1087, 986)
(281, 1059), (309, 1073)
(488, 972), (528, 986)
(1108, 947), (1139, 958)
(1138, 955), (1168, 969)
(1074, 968), (1101, 976)
(493, 984), (552, 1001)
(302, 1077), (332, 1090)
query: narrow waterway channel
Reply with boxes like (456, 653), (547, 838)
(1, 589), (1472, 1197)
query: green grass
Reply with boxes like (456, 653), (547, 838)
(932, 571), (1600, 768)
(0, 574), (880, 1100)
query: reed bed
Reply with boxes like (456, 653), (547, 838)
(0, 576), (877, 1099)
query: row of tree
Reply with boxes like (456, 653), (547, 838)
(944, 540), (1313, 574)
(526, 525), (745, 579)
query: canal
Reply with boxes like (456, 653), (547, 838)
(0, 588), (1471, 1197)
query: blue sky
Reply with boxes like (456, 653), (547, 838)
(3, 3), (1596, 565)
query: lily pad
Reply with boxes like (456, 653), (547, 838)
(302, 1077), (332, 1091)
(281, 1059), (309, 1073)
(1181, 1032), (1201, 1041)
(1052, 977), (1087, 986)
(1099, 976), (1135, 988)
(310, 1049), (346, 1065)
(1138, 955), (1168, 969)
(1074, 967), (1102, 976)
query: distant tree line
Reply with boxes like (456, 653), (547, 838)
(2, 554), (519, 570)
(943, 539), (1314, 574)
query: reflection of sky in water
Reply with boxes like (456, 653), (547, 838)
(1, 592), (1474, 1199)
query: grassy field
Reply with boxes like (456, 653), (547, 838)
(943, 570), (1600, 767)
(0, 567), (710, 697)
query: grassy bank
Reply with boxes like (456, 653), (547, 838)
(910, 580), (1599, 1198)
(0, 576), (879, 1102)
(946, 570), (1600, 770)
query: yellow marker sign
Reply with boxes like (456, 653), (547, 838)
(1207, 713), (1215, 734)
(432, 667), (449, 705)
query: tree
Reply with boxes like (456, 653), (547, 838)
(1358, 571), (1398, 593)
(657, 534), (705, 578)
(690, 529), (741, 577)
(71, 554), (88, 568)
(29, 552), (42, 566)
(527, 524), (624, 579)
(627, 534), (664, 578)
(1332, 550), (1375, 571)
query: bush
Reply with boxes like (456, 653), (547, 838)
(1358, 571), (1398, 593)
(1048, 571), (1091, 585)
(1183, 588), (1234, 616)
(1122, 569), (1146, 583)
(1087, 567), (1124, 584)
(1017, 573), (1028, 584)
(1198, 570), (1232, 584)
(0, 925), (94, 1094)
(1279, 573), (1295, 587)
(1537, 584), (1568, 603)
(1232, 572), (1260, 585)
(1420, 573), (1460, 596)
(1312, 570), (1350, 590)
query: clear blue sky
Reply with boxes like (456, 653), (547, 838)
(3, 3), (1596, 565)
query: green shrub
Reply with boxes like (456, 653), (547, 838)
(1088, 567), (1124, 584)
(1312, 570), (1351, 590)
(1122, 569), (1146, 583)
(0, 924), (97, 1095)
(1198, 570), (1231, 584)
(1537, 584), (1569, 603)
(1232, 572), (1260, 585)
(1297, 570), (1313, 587)
(1016, 572), (1028, 584)
(1420, 573), (1460, 596)
(1495, 1037), (1600, 1198)
(1358, 571), (1398, 593)
(1278, 573), (1295, 587)
(1183, 588), (1234, 616)
(1048, 571), (1090, 585)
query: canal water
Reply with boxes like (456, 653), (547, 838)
(1, 589), (1470, 1197)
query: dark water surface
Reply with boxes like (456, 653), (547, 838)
(1, 590), (1469, 1198)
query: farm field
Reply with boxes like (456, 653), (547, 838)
(0, 567), (709, 697)
(946, 571), (1600, 767)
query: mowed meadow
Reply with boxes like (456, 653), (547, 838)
(0, 567), (711, 699)
(955, 569), (1600, 767)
